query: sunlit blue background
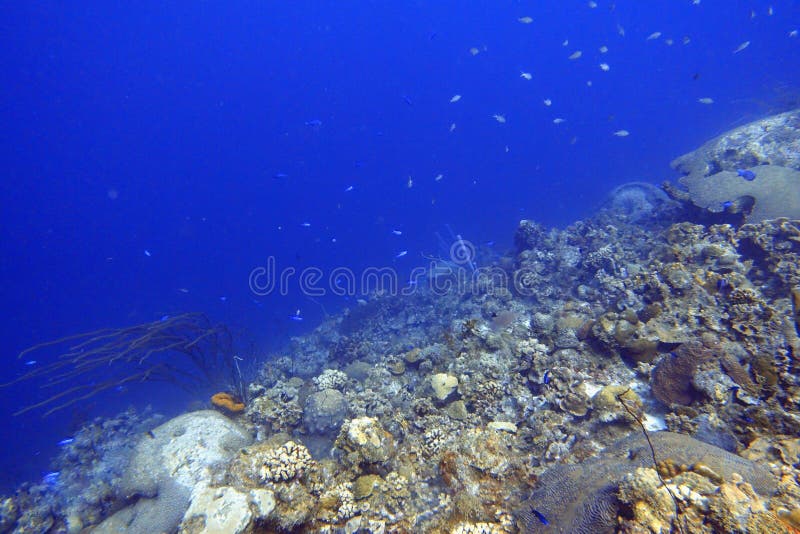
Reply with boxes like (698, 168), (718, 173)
(1, 0), (798, 490)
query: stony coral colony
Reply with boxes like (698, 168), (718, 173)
(2, 111), (800, 533)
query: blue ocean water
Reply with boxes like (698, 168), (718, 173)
(0, 0), (797, 491)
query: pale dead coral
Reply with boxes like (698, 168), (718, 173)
(230, 440), (314, 486)
(334, 417), (395, 467)
(312, 369), (349, 391)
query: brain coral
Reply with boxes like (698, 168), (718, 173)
(666, 109), (800, 222)
(651, 342), (712, 406)
(516, 431), (775, 533)
(671, 109), (800, 176)
(675, 165), (800, 223)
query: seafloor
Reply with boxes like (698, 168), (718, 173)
(2, 111), (800, 534)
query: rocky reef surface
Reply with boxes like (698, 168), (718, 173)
(664, 108), (800, 223)
(2, 110), (800, 533)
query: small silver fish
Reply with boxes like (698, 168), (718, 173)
(733, 40), (750, 53)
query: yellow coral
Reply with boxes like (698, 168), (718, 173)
(779, 508), (800, 532)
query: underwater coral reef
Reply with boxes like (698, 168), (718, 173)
(2, 111), (800, 533)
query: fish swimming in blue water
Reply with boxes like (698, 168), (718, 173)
(304, 119), (322, 127)
(737, 169), (756, 181)
(57, 438), (74, 446)
(273, 172), (289, 179)
(542, 370), (551, 385)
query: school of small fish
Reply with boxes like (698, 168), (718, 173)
(255, 2), (788, 321)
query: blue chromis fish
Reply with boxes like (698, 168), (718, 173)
(737, 169), (756, 181)
(520, 506), (549, 526)
(57, 438), (74, 446)
(304, 119), (322, 127)
(531, 509), (549, 525)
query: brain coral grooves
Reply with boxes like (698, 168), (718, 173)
(516, 431), (775, 533)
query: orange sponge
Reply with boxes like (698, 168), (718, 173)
(211, 392), (245, 413)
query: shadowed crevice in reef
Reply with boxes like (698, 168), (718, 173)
(516, 431), (776, 534)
